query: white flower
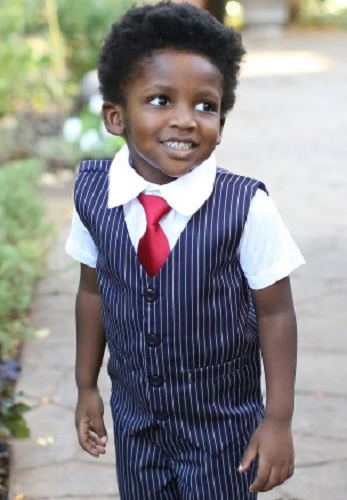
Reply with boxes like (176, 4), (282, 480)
(80, 129), (100, 151)
(63, 117), (82, 142)
(88, 94), (103, 114)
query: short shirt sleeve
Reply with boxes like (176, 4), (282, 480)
(239, 189), (305, 290)
(65, 208), (98, 267)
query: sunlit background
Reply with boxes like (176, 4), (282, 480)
(224, 0), (347, 28)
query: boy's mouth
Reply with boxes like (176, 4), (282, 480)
(162, 141), (196, 151)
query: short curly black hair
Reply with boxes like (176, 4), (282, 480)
(98, 1), (246, 115)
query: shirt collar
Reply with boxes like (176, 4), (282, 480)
(108, 144), (217, 216)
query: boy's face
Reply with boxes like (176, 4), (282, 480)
(103, 50), (224, 185)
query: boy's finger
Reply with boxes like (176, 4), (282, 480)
(280, 464), (294, 484)
(79, 435), (104, 457)
(77, 420), (99, 456)
(95, 444), (107, 454)
(89, 431), (108, 449)
(88, 440), (107, 454)
(262, 467), (280, 492)
(238, 443), (258, 473)
(89, 417), (108, 442)
(249, 461), (271, 492)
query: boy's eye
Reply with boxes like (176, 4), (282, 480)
(149, 95), (169, 106)
(195, 102), (216, 112)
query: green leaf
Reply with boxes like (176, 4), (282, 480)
(8, 402), (31, 415)
(2, 415), (30, 439)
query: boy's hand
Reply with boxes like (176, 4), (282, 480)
(75, 387), (108, 458)
(239, 418), (294, 492)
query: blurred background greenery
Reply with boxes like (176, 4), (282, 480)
(0, 1), (133, 443)
(1, 0), (133, 114)
(0, 0), (131, 168)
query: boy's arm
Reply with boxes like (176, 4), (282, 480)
(240, 276), (297, 492)
(75, 263), (107, 457)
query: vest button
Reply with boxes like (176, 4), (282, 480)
(153, 409), (169, 421)
(143, 288), (157, 302)
(148, 375), (164, 388)
(146, 334), (161, 347)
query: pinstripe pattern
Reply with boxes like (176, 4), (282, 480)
(114, 422), (258, 499)
(75, 160), (266, 498)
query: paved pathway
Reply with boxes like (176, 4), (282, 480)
(9, 29), (347, 499)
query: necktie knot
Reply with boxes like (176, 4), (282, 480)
(138, 194), (171, 225)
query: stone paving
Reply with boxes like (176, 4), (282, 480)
(9, 30), (347, 499)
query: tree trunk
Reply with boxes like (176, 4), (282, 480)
(288, 0), (302, 23)
(204, 0), (226, 22)
(172, 0), (205, 7)
(172, 0), (226, 23)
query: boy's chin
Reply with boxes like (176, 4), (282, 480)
(169, 166), (196, 178)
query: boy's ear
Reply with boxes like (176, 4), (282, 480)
(217, 115), (226, 145)
(102, 102), (125, 136)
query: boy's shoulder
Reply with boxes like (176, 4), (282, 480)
(78, 159), (112, 174)
(216, 167), (266, 191)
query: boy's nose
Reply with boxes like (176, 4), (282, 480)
(168, 105), (196, 130)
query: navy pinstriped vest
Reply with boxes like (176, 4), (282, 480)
(75, 159), (266, 454)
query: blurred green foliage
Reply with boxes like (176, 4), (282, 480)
(63, 100), (125, 161)
(56, 0), (134, 85)
(0, 397), (31, 440)
(0, 0), (134, 117)
(0, 159), (48, 357)
(299, 0), (347, 26)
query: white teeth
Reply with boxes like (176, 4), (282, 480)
(164, 141), (193, 150)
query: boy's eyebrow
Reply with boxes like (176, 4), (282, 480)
(143, 84), (175, 94)
(143, 84), (221, 100)
(195, 89), (221, 101)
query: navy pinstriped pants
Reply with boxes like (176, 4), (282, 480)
(114, 424), (258, 500)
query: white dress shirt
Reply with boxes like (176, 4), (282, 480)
(66, 145), (304, 289)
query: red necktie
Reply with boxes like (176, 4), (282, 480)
(137, 194), (171, 277)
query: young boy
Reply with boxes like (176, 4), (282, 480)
(66, 2), (305, 498)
